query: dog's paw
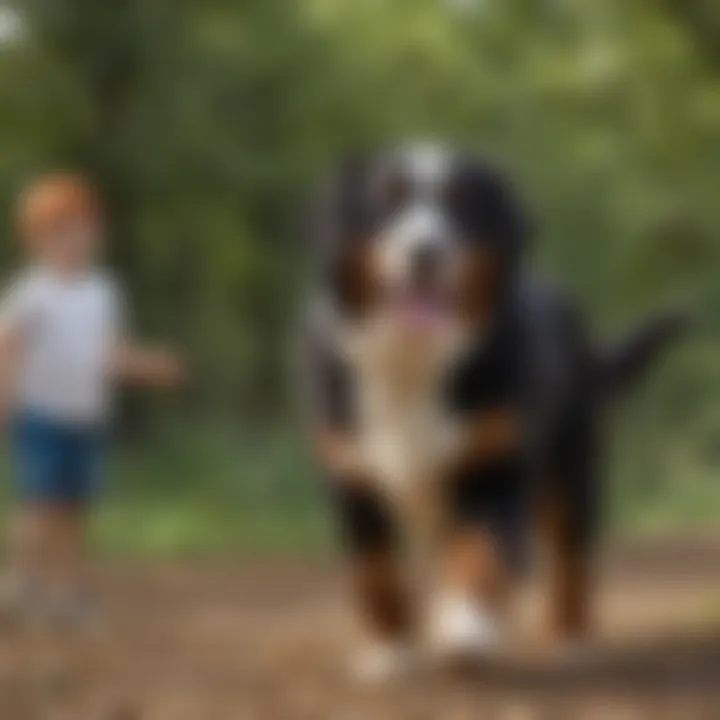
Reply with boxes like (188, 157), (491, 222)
(350, 641), (414, 683)
(427, 593), (500, 659)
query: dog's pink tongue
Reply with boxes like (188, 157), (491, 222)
(399, 299), (442, 333)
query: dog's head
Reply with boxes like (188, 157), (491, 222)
(312, 144), (527, 345)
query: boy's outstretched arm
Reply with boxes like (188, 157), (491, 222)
(111, 340), (186, 388)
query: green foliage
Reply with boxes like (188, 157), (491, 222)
(0, 0), (717, 551)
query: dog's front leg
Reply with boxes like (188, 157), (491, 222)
(429, 528), (510, 655)
(427, 408), (523, 659)
(539, 494), (594, 652)
(317, 430), (415, 681)
(337, 486), (416, 682)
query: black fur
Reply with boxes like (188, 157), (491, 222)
(601, 311), (689, 398)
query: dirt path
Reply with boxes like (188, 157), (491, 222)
(3, 542), (720, 719)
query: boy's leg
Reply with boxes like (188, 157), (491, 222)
(45, 504), (90, 604)
(1, 504), (54, 614)
(4, 419), (101, 623)
(2, 416), (61, 615)
(44, 427), (103, 620)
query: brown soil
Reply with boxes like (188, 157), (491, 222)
(3, 542), (720, 719)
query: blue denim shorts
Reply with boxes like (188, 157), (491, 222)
(12, 413), (107, 505)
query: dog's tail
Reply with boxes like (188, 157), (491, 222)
(600, 310), (689, 398)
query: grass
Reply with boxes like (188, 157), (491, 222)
(92, 420), (335, 558)
(0, 417), (718, 558)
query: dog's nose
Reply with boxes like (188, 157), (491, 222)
(411, 242), (442, 282)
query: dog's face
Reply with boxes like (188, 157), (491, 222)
(315, 144), (526, 346)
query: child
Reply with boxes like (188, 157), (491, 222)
(0, 173), (185, 626)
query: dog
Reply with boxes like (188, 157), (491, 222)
(303, 143), (685, 680)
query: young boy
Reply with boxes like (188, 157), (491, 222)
(0, 173), (185, 626)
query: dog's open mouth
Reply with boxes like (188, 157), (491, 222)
(390, 285), (452, 333)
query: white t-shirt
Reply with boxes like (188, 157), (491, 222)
(0, 267), (124, 424)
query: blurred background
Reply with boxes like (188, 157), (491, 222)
(0, 0), (716, 557)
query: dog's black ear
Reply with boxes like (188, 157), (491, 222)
(452, 159), (531, 311)
(306, 155), (369, 260)
(456, 159), (529, 259)
(487, 171), (530, 262)
(306, 155), (375, 315)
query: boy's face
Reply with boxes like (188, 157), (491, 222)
(35, 213), (104, 273)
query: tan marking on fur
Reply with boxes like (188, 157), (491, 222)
(353, 551), (413, 641)
(450, 408), (521, 474)
(457, 244), (500, 328)
(340, 241), (381, 317)
(539, 497), (593, 643)
(442, 530), (511, 612)
(316, 430), (368, 485)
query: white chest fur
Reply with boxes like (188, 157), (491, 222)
(343, 318), (468, 500)
(358, 371), (446, 494)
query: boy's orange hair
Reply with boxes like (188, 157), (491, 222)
(16, 173), (102, 241)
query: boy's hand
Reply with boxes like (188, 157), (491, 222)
(113, 342), (188, 389)
(149, 351), (187, 388)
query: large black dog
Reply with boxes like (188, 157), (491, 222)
(304, 143), (684, 680)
